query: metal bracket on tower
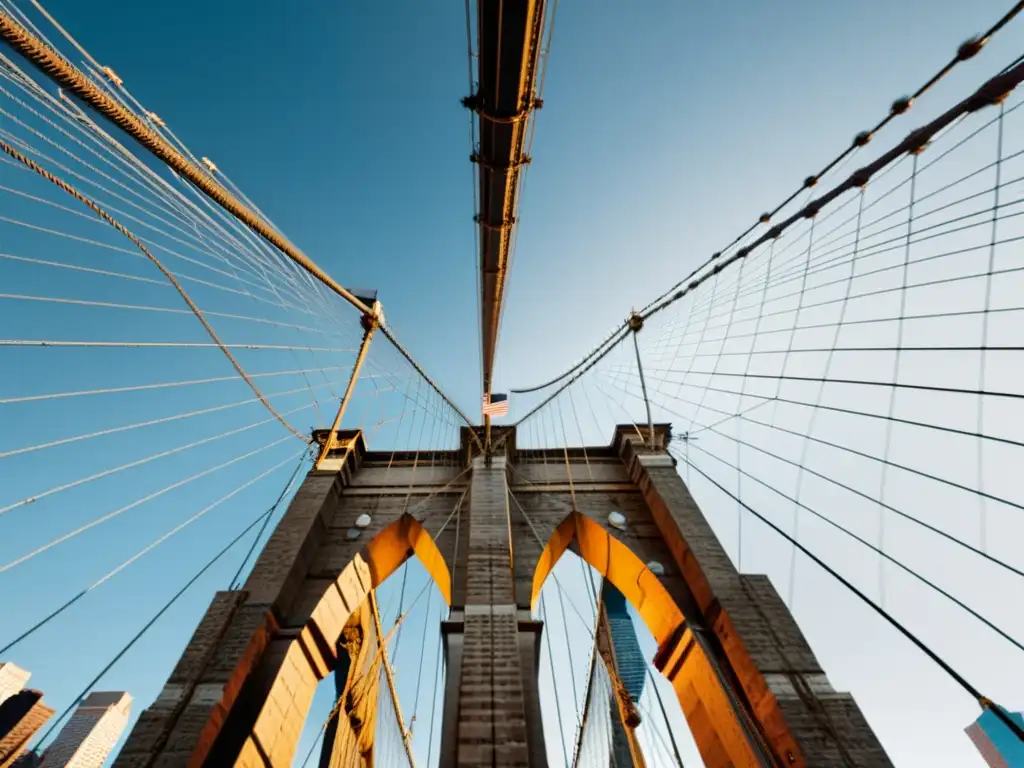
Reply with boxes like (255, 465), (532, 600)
(314, 299), (383, 470)
(627, 312), (656, 450)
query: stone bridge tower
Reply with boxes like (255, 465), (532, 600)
(115, 424), (892, 767)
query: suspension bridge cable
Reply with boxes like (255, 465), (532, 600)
(643, 59), (1024, 326)
(0, 289), (353, 336)
(569, 596), (602, 767)
(228, 451), (309, 589)
(615, 367), (1024, 526)
(0, 137), (310, 442)
(599, 369), (1024, 580)
(639, 2), (1024, 317)
(670, 436), (1024, 653)
(511, 324), (628, 395)
(671, 449), (1024, 744)
(544, 305), (1024, 753)
(407, 582), (434, 737)
(425, 596), (445, 766)
(379, 324), (481, 439)
(624, 359), (1024, 455)
(0, 433), (294, 572)
(0, 8), (374, 314)
(0, 400), (322, 517)
(513, 328), (631, 428)
(0, 363), (350, 404)
(369, 591), (416, 768)
(0, 12), (472, 436)
(0, 338), (358, 351)
(540, 594), (571, 766)
(512, 44), (1024, 409)
(977, 100), (1006, 555)
(0, 380), (333, 462)
(25, 461), (311, 752)
(622, 212), (1024, 353)
(0, 138), (300, 303)
(645, 668), (685, 767)
(0, 448), (306, 654)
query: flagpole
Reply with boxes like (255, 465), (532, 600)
(482, 393), (508, 456)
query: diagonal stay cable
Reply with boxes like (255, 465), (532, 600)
(669, 440), (1024, 654)
(0, 434), (294, 573)
(631, 364), (1024, 405)
(0, 339), (357, 351)
(600, 369), (1024, 581)
(0, 381), (333, 462)
(515, 47), (1024, 404)
(0, 9), (374, 314)
(0, 290), (350, 336)
(615, 363), (1024, 454)
(24, 458), (312, 753)
(0, 448), (307, 654)
(0, 137), (310, 442)
(0, 399), (323, 517)
(0, 364), (350, 405)
(672, 450), (1024, 744)
(228, 451), (310, 589)
(639, 3), (1024, 317)
(0, 21), (472, 436)
(642, 58), (1024, 327)
(513, 328), (632, 428)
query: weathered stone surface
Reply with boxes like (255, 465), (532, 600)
(117, 426), (889, 768)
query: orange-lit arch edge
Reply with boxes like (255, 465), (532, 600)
(239, 513), (450, 767)
(531, 512), (793, 768)
(531, 510), (684, 649)
(302, 512), (452, 670)
(362, 512), (452, 604)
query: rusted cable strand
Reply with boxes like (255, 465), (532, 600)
(640, 1), (1024, 315)
(0, 138), (310, 444)
(642, 59), (1024, 324)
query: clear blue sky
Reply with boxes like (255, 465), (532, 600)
(1, 0), (1023, 766)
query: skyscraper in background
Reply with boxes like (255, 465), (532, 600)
(965, 708), (1024, 767)
(604, 584), (647, 702)
(0, 666), (30, 708)
(603, 582), (648, 767)
(39, 692), (131, 768)
(0, 689), (54, 768)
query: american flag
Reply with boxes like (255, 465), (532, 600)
(482, 392), (509, 418)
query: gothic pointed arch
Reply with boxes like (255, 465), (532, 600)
(531, 510), (685, 648)
(529, 508), (772, 768)
(221, 512), (449, 767)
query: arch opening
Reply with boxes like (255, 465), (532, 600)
(530, 509), (765, 768)
(531, 510), (685, 648)
(211, 513), (451, 767)
(294, 555), (450, 768)
(531, 529), (703, 766)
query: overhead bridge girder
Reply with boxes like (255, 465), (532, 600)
(468, 0), (546, 397)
